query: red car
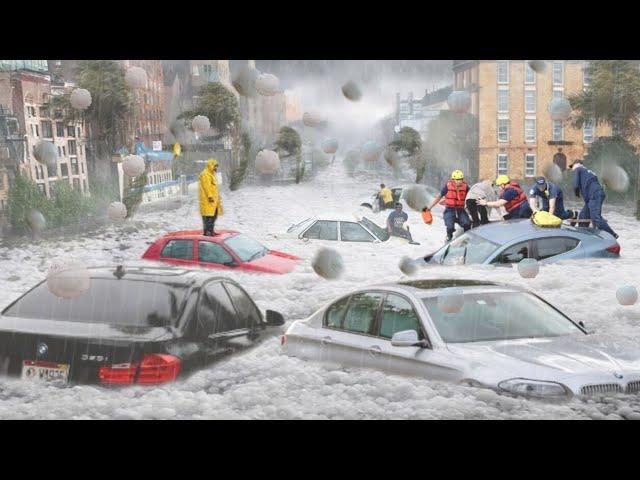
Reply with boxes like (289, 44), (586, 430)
(142, 230), (300, 274)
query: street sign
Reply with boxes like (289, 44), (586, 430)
(152, 141), (162, 151)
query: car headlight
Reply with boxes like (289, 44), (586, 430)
(498, 378), (570, 399)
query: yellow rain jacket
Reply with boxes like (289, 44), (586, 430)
(199, 159), (223, 217)
(380, 187), (393, 204)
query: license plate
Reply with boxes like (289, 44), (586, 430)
(21, 360), (70, 385)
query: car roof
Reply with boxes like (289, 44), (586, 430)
(469, 219), (605, 244)
(162, 230), (239, 242)
(371, 279), (525, 297)
(84, 265), (235, 286)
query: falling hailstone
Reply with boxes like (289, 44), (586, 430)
(437, 287), (464, 314)
(46, 259), (91, 300)
(33, 140), (58, 170)
(303, 111), (324, 128)
(341, 80), (362, 102)
(361, 141), (381, 162)
(447, 90), (471, 113)
(404, 185), (431, 212)
(192, 115), (210, 134)
(232, 64), (260, 98)
(528, 60), (547, 73)
(602, 165), (630, 193)
(312, 248), (344, 280)
(549, 97), (572, 122)
(255, 149), (280, 175)
(616, 285), (638, 306)
(399, 256), (419, 276)
(321, 138), (339, 154)
(69, 88), (92, 110)
(254, 73), (280, 96)
(543, 161), (564, 183)
(27, 209), (46, 232)
(518, 258), (539, 279)
(107, 201), (127, 221)
(125, 66), (148, 89)
(122, 154), (145, 177)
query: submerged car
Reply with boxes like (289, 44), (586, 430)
(0, 266), (285, 386)
(143, 230), (300, 274)
(423, 219), (620, 266)
(360, 184), (440, 212)
(282, 279), (640, 399)
(283, 216), (417, 244)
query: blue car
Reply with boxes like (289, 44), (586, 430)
(424, 219), (620, 266)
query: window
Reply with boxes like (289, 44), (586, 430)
(31, 124), (39, 137)
(67, 126), (75, 137)
(198, 282), (239, 336)
(498, 119), (509, 142)
(68, 140), (77, 155)
(27, 106), (36, 118)
(535, 237), (579, 260)
(60, 163), (68, 178)
(525, 62), (536, 84)
(553, 120), (564, 141)
(379, 294), (424, 340)
(525, 118), (536, 143)
(73, 178), (80, 191)
(41, 121), (53, 138)
(553, 90), (563, 99)
(224, 234), (267, 262)
(225, 282), (261, 330)
(497, 61), (509, 84)
(39, 107), (50, 118)
(497, 153), (508, 175)
(340, 222), (375, 242)
(198, 241), (233, 265)
(497, 89), (509, 112)
(56, 122), (64, 137)
(343, 292), (384, 335)
(77, 127), (82, 137)
(524, 90), (536, 113)
(583, 62), (592, 87)
(325, 296), (351, 328)
(160, 240), (193, 260)
(302, 220), (338, 241)
(81, 162), (84, 174)
(584, 120), (594, 143)
(70, 158), (79, 175)
(492, 241), (530, 264)
(440, 232), (499, 266)
(553, 62), (564, 85)
(525, 154), (536, 177)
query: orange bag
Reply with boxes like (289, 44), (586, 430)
(421, 210), (433, 225)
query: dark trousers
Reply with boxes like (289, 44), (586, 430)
(504, 202), (533, 220)
(443, 207), (471, 238)
(391, 226), (414, 242)
(465, 199), (489, 228)
(202, 211), (218, 236)
(579, 189), (617, 237)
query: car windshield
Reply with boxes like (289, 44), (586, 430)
(440, 232), (499, 265)
(287, 218), (313, 233)
(360, 217), (389, 241)
(2, 278), (189, 327)
(225, 234), (268, 262)
(423, 291), (583, 343)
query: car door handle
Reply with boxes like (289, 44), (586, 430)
(369, 345), (382, 356)
(321, 336), (332, 346)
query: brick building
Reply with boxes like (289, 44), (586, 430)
(452, 60), (610, 182)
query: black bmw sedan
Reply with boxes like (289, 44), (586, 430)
(0, 266), (285, 386)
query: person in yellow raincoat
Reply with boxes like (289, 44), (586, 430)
(199, 158), (223, 236)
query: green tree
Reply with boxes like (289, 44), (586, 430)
(389, 126), (425, 182)
(229, 132), (252, 191)
(275, 126), (304, 183)
(179, 83), (240, 136)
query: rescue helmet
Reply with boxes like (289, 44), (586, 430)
(495, 174), (510, 186)
(451, 170), (464, 180)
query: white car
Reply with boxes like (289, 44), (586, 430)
(360, 184), (440, 213)
(283, 216), (415, 244)
(282, 279), (640, 399)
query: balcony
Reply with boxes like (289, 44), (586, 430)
(547, 140), (573, 146)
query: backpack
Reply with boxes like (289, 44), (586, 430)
(531, 210), (562, 228)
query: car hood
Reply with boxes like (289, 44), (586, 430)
(447, 334), (640, 379)
(245, 251), (300, 273)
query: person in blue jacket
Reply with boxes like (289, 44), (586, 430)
(527, 176), (577, 220)
(570, 159), (618, 238)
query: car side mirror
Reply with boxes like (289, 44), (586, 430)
(391, 330), (425, 347)
(266, 310), (285, 326)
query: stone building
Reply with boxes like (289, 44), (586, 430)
(452, 60), (610, 182)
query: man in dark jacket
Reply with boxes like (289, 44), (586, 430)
(387, 203), (419, 245)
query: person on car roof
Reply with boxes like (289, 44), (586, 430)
(199, 158), (223, 236)
(387, 203), (419, 245)
(528, 176), (577, 220)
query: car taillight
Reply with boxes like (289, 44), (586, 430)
(607, 243), (621, 254)
(98, 354), (181, 385)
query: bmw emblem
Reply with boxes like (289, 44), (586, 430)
(614, 372), (624, 379)
(36, 342), (48, 357)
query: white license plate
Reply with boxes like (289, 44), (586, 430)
(21, 360), (70, 385)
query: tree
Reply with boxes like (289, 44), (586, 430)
(52, 60), (132, 185)
(178, 83), (240, 137)
(275, 126), (304, 183)
(229, 132), (252, 191)
(389, 126), (425, 182)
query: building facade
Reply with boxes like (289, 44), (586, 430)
(453, 60), (610, 182)
(396, 86), (452, 140)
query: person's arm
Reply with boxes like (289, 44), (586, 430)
(572, 169), (581, 197)
(426, 193), (443, 210)
(479, 197), (507, 208)
(202, 173), (215, 202)
(386, 213), (393, 232)
(528, 196), (538, 212)
(549, 197), (557, 216)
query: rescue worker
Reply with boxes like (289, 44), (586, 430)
(527, 176), (576, 220)
(199, 158), (223, 236)
(570, 159), (618, 238)
(424, 170), (471, 242)
(378, 183), (394, 210)
(465, 179), (496, 228)
(478, 175), (532, 220)
(387, 203), (419, 245)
